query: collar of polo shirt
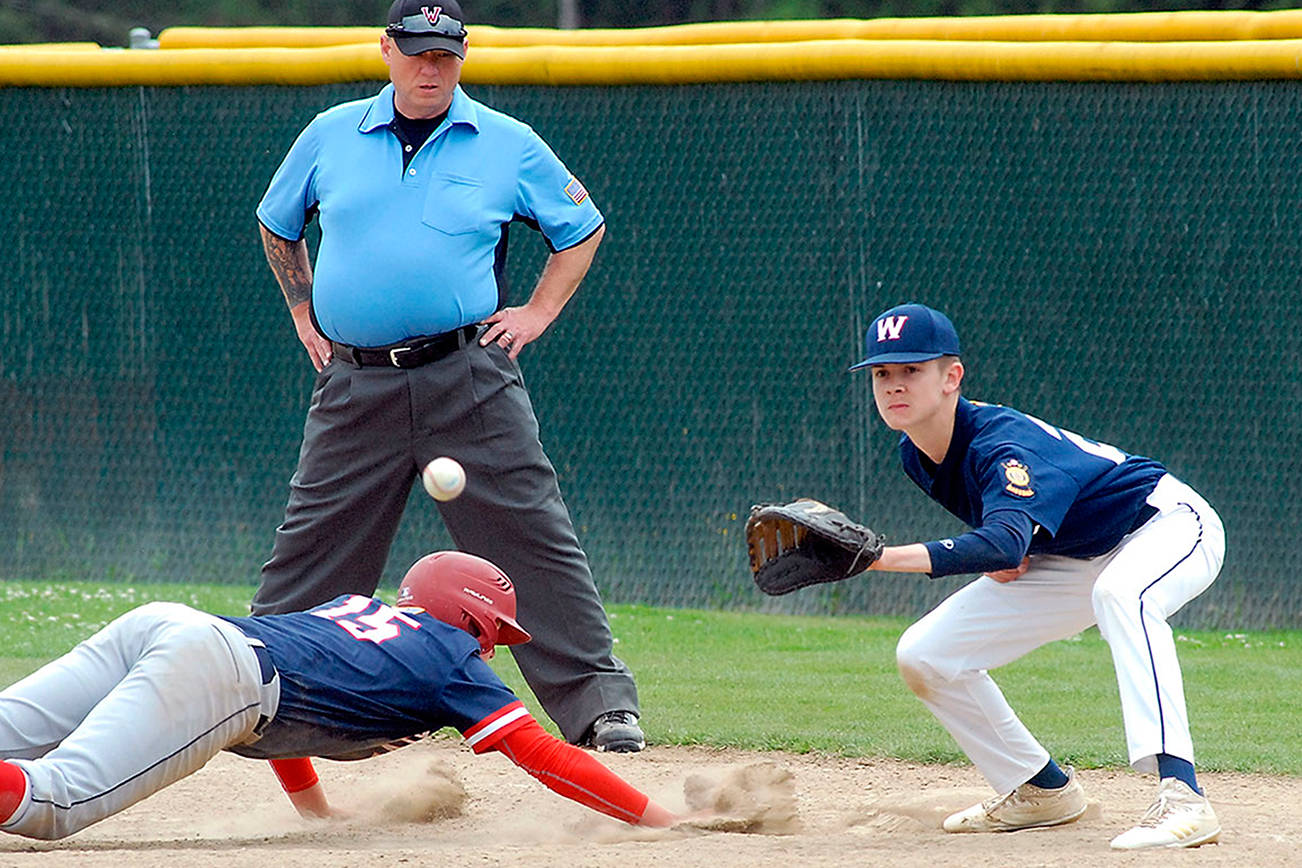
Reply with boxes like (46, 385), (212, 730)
(358, 83), (481, 136)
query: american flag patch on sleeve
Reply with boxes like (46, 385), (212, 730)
(564, 176), (589, 205)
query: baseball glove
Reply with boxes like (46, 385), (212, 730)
(745, 499), (886, 596)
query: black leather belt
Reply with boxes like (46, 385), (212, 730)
(332, 325), (477, 369)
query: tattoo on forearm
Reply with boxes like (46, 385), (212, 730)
(260, 231), (313, 308)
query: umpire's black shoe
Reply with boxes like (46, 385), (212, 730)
(591, 711), (645, 753)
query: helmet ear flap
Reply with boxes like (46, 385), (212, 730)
(461, 612), (496, 658)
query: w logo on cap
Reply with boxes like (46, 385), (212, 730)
(876, 315), (909, 342)
(421, 5), (443, 23)
(849, 304), (960, 371)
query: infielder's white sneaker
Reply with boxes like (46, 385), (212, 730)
(943, 767), (1087, 833)
(1110, 778), (1221, 850)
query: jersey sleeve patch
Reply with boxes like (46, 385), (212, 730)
(463, 700), (531, 753)
(1001, 458), (1035, 498)
(563, 176), (589, 205)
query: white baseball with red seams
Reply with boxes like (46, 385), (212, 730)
(422, 457), (466, 501)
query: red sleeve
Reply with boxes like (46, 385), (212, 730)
(268, 757), (319, 794)
(462, 700), (533, 753)
(491, 716), (651, 825)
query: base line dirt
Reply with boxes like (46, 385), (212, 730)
(1, 739), (1298, 867)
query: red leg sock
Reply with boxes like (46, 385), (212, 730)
(0, 760), (28, 824)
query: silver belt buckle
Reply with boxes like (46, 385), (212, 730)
(389, 345), (413, 367)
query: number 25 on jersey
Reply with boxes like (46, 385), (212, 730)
(311, 595), (421, 644)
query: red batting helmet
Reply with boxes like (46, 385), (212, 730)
(396, 551), (531, 659)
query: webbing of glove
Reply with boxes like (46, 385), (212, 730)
(745, 499), (886, 596)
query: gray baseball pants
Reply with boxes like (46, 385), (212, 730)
(252, 338), (638, 743)
(0, 603), (277, 840)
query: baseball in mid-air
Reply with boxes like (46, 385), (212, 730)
(421, 457), (466, 501)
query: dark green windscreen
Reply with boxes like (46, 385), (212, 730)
(1, 80), (1295, 627)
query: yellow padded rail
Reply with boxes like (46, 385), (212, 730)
(463, 39), (1302, 84)
(0, 44), (382, 86)
(156, 10), (1302, 49)
(0, 42), (100, 51)
(4, 38), (1302, 87)
(160, 27), (380, 49)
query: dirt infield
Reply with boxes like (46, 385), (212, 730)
(1, 739), (1298, 867)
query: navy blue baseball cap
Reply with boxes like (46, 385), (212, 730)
(386, 0), (468, 58)
(849, 303), (961, 371)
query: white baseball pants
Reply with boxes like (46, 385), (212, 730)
(896, 474), (1225, 794)
(0, 602), (277, 839)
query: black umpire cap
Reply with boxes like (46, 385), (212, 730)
(386, 0), (469, 58)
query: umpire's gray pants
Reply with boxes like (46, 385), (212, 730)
(252, 338), (638, 743)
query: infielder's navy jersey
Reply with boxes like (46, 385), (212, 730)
(902, 398), (1166, 575)
(219, 595), (522, 761)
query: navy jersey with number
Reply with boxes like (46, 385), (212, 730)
(901, 398), (1166, 569)
(219, 595), (523, 761)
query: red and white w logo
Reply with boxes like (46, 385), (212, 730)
(876, 315), (908, 342)
(421, 5), (443, 24)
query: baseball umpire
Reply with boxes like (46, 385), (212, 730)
(748, 303), (1225, 850)
(252, 0), (642, 752)
(0, 552), (677, 840)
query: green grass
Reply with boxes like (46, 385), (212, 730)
(2, 581), (1299, 775)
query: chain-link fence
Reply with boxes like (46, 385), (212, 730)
(1, 79), (1297, 627)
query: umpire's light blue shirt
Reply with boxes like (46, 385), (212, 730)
(257, 84), (604, 348)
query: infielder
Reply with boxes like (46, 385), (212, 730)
(0, 552), (676, 840)
(856, 303), (1224, 850)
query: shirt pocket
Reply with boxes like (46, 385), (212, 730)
(421, 172), (484, 235)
